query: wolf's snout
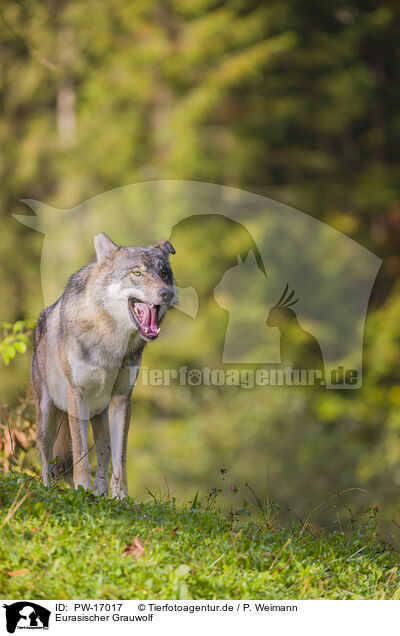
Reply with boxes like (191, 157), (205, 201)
(160, 288), (174, 304)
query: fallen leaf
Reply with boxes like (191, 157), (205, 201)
(171, 526), (179, 537)
(123, 536), (145, 559)
(8, 569), (29, 577)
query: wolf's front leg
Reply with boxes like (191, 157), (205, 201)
(109, 393), (131, 499)
(67, 387), (91, 491)
(91, 409), (111, 496)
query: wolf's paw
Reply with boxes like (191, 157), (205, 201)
(110, 482), (128, 499)
(110, 474), (128, 499)
(93, 477), (108, 496)
(111, 488), (128, 500)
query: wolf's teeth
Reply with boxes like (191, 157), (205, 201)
(157, 328), (161, 334)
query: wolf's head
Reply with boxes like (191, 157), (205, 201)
(93, 232), (177, 342)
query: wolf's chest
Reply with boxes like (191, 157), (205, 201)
(71, 361), (119, 413)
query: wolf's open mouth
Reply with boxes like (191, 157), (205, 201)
(128, 298), (161, 342)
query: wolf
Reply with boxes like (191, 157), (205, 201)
(31, 232), (176, 498)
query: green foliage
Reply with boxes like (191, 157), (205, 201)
(1, 472), (400, 599)
(0, 320), (36, 365)
(0, 0), (400, 528)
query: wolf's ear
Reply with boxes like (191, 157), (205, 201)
(153, 239), (176, 255)
(94, 233), (119, 264)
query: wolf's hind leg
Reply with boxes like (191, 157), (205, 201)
(35, 390), (59, 486)
(52, 409), (73, 486)
(91, 409), (111, 496)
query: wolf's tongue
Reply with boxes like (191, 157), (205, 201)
(149, 306), (158, 331)
(135, 303), (158, 336)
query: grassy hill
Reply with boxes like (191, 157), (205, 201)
(0, 472), (399, 600)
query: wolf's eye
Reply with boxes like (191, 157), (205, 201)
(132, 270), (142, 277)
(161, 270), (168, 280)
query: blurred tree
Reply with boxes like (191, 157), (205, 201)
(0, 0), (400, 522)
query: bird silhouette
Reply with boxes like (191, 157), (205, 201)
(267, 284), (325, 379)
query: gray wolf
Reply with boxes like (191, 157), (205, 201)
(31, 232), (176, 498)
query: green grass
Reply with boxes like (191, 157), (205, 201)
(0, 472), (399, 600)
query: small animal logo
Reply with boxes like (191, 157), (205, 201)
(267, 283), (325, 376)
(188, 369), (202, 385)
(3, 602), (50, 633)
